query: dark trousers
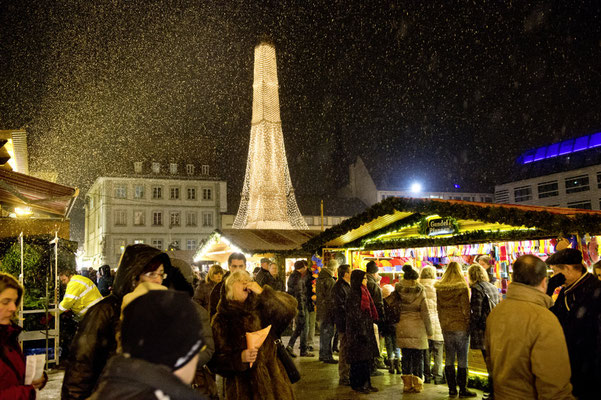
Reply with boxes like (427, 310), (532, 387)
(424, 339), (444, 379)
(401, 348), (425, 378)
(481, 349), (493, 393)
(288, 306), (308, 352)
(350, 360), (371, 390)
(319, 319), (335, 360)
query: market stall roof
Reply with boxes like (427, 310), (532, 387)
(302, 197), (601, 251)
(0, 169), (79, 218)
(194, 228), (322, 262)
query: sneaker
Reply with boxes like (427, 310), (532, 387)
(286, 346), (297, 358)
(300, 351), (315, 357)
(322, 359), (338, 364)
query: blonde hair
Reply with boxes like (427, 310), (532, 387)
(207, 264), (224, 283)
(420, 266), (436, 280)
(438, 262), (468, 287)
(225, 270), (251, 300)
(467, 264), (489, 285)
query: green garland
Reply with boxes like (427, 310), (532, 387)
(302, 197), (601, 252)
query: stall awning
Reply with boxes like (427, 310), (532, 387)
(195, 229), (322, 262)
(0, 169), (79, 218)
(302, 197), (601, 251)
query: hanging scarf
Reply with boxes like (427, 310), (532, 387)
(360, 285), (379, 321)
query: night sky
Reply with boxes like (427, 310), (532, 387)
(1, 1), (601, 242)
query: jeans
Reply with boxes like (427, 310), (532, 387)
(307, 310), (316, 346)
(319, 319), (335, 360)
(424, 339), (444, 379)
(401, 348), (425, 378)
(350, 360), (371, 390)
(288, 306), (309, 352)
(442, 331), (470, 368)
(384, 333), (401, 360)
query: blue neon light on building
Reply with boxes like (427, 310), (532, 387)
(518, 132), (601, 164)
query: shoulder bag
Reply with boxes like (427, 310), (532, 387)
(274, 338), (301, 384)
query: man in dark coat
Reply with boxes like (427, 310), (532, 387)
(255, 257), (275, 288)
(97, 264), (113, 297)
(365, 261), (385, 373)
(286, 260), (314, 357)
(333, 264), (351, 385)
(316, 259), (338, 363)
(61, 244), (173, 400)
(208, 252), (247, 317)
(548, 248), (601, 399)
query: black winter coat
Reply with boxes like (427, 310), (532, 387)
(305, 272), (316, 312)
(332, 278), (350, 333)
(61, 245), (173, 400)
(468, 281), (499, 350)
(315, 268), (336, 323)
(287, 271), (307, 312)
(366, 274), (384, 325)
(89, 355), (205, 400)
(345, 272), (379, 363)
(550, 272), (601, 399)
(255, 268), (276, 288)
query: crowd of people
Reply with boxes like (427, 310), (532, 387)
(1, 244), (600, 399)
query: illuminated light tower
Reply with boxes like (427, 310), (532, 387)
(233, 41), (308, 230)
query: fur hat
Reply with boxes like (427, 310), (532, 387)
(546, 248), (583, 265)
(366, 261), (379, 274)
(121, 290), (202, 371)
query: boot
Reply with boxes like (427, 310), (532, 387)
(444, 366), (458, 397)
(412, 375), (424, 393)
(388, 359), (395, 374)
(401, 375), (413, 393)
(457, 367), (477, 398)
(424, 374), (431, 384)
(395, 359), (402, 374)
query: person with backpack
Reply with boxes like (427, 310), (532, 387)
(468, 264), (500, 400)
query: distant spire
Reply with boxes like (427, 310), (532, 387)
(233, 42), (308, 229)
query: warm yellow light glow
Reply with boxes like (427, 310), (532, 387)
(14, 207), (33, 217)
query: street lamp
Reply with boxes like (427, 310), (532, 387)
(410, 182), (423, 193)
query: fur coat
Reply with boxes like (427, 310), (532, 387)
(435, 281), (470, 332)
(210, 286), (298, 400)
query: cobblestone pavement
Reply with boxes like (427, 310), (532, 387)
(38, 343), (484, 399)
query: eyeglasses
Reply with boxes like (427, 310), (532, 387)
(143, 271), (167, 280)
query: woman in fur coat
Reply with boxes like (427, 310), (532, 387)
(210, 270), (298, 400)
(435, 262), (476, 398)
(345, 269), (380, 394)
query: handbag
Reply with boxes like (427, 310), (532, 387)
(274, 338), (301, 383)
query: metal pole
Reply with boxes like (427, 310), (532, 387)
(320, 200), (324, 231)
(54, 231), (59, 366)
(19, 232), (24, 327)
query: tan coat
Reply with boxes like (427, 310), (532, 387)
(485, 282), (574, 400)
(435, 281), (470, 332)
(419, 278), (444, 341)
(394, 280), (433, 349)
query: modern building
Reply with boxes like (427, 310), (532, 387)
(495, 131), (601, 210)
(83, 161), (226, 268)
(339, 156), (493, 206)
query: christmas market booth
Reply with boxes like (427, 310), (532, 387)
(193, 228), (322, 275)
(301, 197), (601, 379)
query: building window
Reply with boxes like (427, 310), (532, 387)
(134, 185), (145, 199)
(514, 186), (532, 202)
(170, 187), (180, 200)
(114, 184), (127, 199)
(152, 186), (162, 199)
(152, 162), (160, 174)
(567, 200), (592, 210)
(153, 211), (163, 226)
(495, 189), (509, 203)
(201, 165), (209, 175)
(169, 163), (177, 175)
(152, 239), (163, 250)
(133, 210), (145, 226)
(202, 212), (213, 227)
(538, 181), (559, 199)
(187, 187), (196, 200)
(186, 239), (197, 250)
(186, 164), (195, 175)
(186, 212), (197, 227)
(134, 162), (143, 173)
(114, 210), (127, 226)
(202, 188), (212, 200)
(462, 196), (472, 201)
(597, 172), (601, 189)
(134, 239), (145, 244)
(115, 239), (127, 255)
(170, 212), (181, 227)
(565, 175), (590, 194)
(484, 197), (492, 203)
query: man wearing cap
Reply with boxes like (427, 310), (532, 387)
(286, 260), (314, 357)
(89, 290), (205, 399)
(365, 261), (386, 374)
(255, 257), (276, 288)
(547, 248), (601, 399)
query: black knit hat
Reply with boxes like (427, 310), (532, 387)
(366, 261), (379, 274)
(121, 290), (203, 370)
(402, 264), (419, 280)
(546, 248), (583, 265)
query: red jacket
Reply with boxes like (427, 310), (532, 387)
(0, 323), (35, 400)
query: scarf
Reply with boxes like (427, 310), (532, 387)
(360, 285), (378, 321)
